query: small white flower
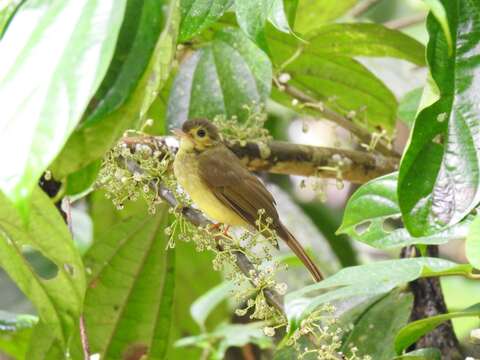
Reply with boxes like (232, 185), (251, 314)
(263, 326), (275, 337)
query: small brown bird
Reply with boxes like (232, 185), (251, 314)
(173, 118), (323, 282)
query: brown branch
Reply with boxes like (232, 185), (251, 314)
(279, 83), (400, 159)
(349, 0), (383, 17)
(384, 13), (426, 30)
(401, 246), (463, 359)
(123, 152), (285, 315)
(123, 136), (398, 184)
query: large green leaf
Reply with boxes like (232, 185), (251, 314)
(70, 208), (175, 360)
(0, 189), (86, 358)
(0, 0), (126, 210)
(394, 303), (480, 354)
(398, 87), (423, 128)
(179, 0), (233, 42)
(285, 258), (472, 333)
(268, 31), (398, 132)
(167, 27), (272, 126)
(341, 289), (413, 360)
(306, 23), (426, 66)
(338, 173), (470, 249)
(51, 0), (180, 178)
(293, 0), (356, 34)
(466, 215), (480, 269)
(398, 0), (480, 236)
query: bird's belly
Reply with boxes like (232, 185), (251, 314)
(174, 152), (244, 226)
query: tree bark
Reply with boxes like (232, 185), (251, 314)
(401, 245), (463, 359)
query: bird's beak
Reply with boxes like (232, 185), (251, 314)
(171, 128), (187, 138)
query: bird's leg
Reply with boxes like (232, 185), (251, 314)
(208, 223), (222, 233)
(222, 225), (231, 236)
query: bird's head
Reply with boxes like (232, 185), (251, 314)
(173, 118), (221, 152)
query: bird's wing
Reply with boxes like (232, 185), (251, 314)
(197, 146), (278, 229)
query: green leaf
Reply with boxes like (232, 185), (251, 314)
(179, 0), (233, 42)
(341, 289), (413, 359)
(398, 87), (423, 128)
(176, 322), (273, 359)
(0, 0), (22, 37)
(190, 281), (234, 331)
(268, 0), (296, 34)
(398, 0), (480, 236)
(424, 0), (453, 54)
(294, 0), (356, 34)
(51, 0), (180, 179)
(268, 31), (397, 132)
(0, 0), (126, 211)
(306, 23), (426, 66)
(394, 303), (480, 354)
(70, 207), (175, 360)
(0, 188), (86, 356)
(338, 173), (471, 249)
(167, 27), (272, 127)
(0, 311), (38, 359)
(466, 215), (480, 269)
(234, 0), (273, 46)
(393, 348), (442, 360)
(65, 160), (101, 196)
(285, 258), (471, 333)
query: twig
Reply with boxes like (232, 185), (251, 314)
(384, 13), (426, 30)
(80, 315), (91, 360)
(349, 0), (383, 17)
(279, 83), (399, 159)
(122, 136), (398, 184)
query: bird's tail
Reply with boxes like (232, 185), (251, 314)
(277, 223), (323, 282)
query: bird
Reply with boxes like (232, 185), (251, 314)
(172, 118), (323, 282)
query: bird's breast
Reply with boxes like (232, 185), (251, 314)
(173, 148), (245, 226)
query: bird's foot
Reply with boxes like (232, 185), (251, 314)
(222, 225), (231, 236)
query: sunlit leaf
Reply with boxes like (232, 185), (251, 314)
(398, 0), (480, 236)
(234, 0), (273, 46)
(0, 0), (22, 36)
(294, 0), (356, 33)
(0, 189), (85, 357)
(167, 27), (272, 127)
(0, 0), (126, 211)
(394, 303), (480, 354)
(51, 0), (180, 178)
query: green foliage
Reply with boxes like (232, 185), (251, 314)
(168, 27), (272, 126)
(2, 0), (480, 358)
(339, 173), (471, 249)
(51, 0), (180, 178)
(0, 0), (126, 213)
(285, 258), (472, 332)
(0, 189), (85, 358)
(394, 303), (480, 354)
(398, 0), (480, 236)
(70, 209), (175, 359)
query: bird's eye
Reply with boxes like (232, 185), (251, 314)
(197, 129), (206, 138)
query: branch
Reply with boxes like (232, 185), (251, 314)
(123, 135), (398, 184)
(157, 183), (285, 313)
(349, 0), (382, 17)
(279, 83), (399, 159)
(122, 149), (285, 314)
(384, 13), (426, 30)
